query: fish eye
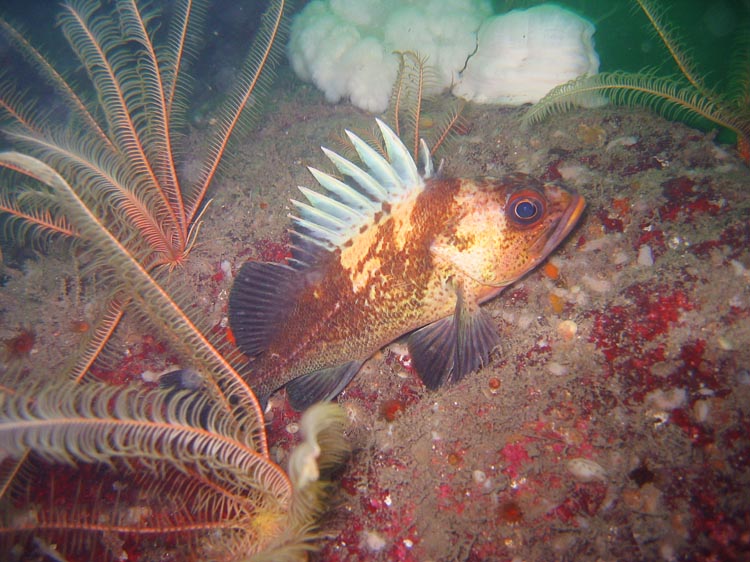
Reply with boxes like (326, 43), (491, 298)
(508, 190), (546, 227)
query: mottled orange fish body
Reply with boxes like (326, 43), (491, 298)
(229, 120), (584, 409)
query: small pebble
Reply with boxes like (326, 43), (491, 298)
(612, 250), (630, 265)
(363, 531), (386, 552)
(546, 361), (568, 377)
(605, 135), (638, 151)
(637, 245), (654, 266)
(517, 313), (535, 330)
(693, 399), (710, 423)
(580, 237), (609, 252)
(716, 335), (734, 351)
(285, 422), (299, 434)
(472, 470), (487, 484)
(645, 388), (687, 411)
(582, 274), (611, 293)
(729, 259), (748, 277)
(566, 457), (607, 482)
(220, 259), (233, 281)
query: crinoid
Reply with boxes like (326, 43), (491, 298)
(0, 372), (349, 560)
(0, 0), (290, 380)
(0, 1), (350, 560)
(331, 51), (465, 166)
(522, 0), (750, 163)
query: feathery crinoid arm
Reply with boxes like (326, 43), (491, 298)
(522, 0), (750, 158)
(0, 151), (266, 449)
(187, 0), (292, 223)
(0, 168), (79, 245)
(523, 71), (750, 147)
(0, 18), (113, 147)
(386, 51), (463, 162)
(161, 0), (208, 121)
(58, 1), (188, 253)
(0, 380), (293, 558)
(635, 0), (711, 99)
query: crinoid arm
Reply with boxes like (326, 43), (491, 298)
(0, 379), (292, 558)
(0, 149), (266, 441)
(186, 0), (292, 222)
(388, 51), (463, 161)
(635, 0), (710, 98)
(0, 380), (350, 560)
(522, 71), (750, 148)
(522, 0), (750, 159)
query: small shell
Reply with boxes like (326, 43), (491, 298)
(473, 470), (488, 484)
(546, 361), (568, 376)
(693, 399), (710, 423)
(645, 388), (687, 411)
(557, 320), (578, 341)
(566, 457), (607, 482)
(285, 422), (299, 434)
(363, 531), (386, 552)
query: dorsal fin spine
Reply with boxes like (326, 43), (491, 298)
(346, 130), (402, 194)
(307, 167), (376, 213)
(321, 148), (388, 201)
(298, 186), (365, 224)
(291, 199), (347, 232)
(291, 120), (435, 259)
(419, 138), (434, 178)
(376, 118), (420, 186)
(289, 215), (339, 246)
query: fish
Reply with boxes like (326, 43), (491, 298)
(229, 119), (585, 410)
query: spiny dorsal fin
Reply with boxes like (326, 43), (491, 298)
(288, 119), (434, 267)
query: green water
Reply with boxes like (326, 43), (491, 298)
(492, 0), (749, 84)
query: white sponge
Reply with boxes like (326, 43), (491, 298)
(453, 5), (600, 105)
(287, 0), (491, 113)
(287, 1), (600, 112)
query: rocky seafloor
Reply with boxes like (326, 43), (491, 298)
(1, 75), (749, 561)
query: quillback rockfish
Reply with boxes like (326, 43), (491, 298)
(229, 119), (585, 410)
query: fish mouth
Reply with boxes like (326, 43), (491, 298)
(537, 192), (586, 258)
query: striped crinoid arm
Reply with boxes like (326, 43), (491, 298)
(635, 0), (712, 99)
(56, 2), (184, 255)
(523, 71), (750, 147)
(4, 128), (176, 260)
(161, 0), (207, 119)
(0, 147), (78, 244)
(116, 0), (186, 235)
(388, 51), (427, 161)
(0, 188), (78, 243)
(0, 152), (267, 452)
(0, 21), (112, 148)
(0, 384), (350, 560)
(386, 51), (460, 161)
(68, 295), (128, 384)
(0, 381), (293, 558)
(1, 7), (181, 263)
(186, 0), (291, 223)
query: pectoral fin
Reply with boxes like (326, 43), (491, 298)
(285, 360), (363, 411)
(408, 290), (500, 389)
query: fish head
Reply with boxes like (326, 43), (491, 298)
(431, 174), (585, 302)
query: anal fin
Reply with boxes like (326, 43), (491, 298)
(286, 360), (362, 411)
(408, 291), (500, 390)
